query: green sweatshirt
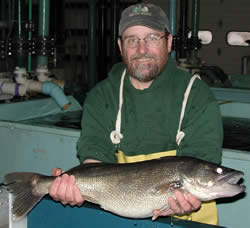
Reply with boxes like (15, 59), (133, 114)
(77, 59), (223, 164)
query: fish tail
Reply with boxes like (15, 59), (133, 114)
(4, 172), (50, 220)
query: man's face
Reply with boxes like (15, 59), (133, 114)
(118, 26), (172, 82)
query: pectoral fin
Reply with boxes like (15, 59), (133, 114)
(152, 206), (171, 221)
(82, 195), (99, 205)
(155, 180), (183, 194)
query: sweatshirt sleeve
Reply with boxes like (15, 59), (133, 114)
(177, 79), (223, 164)
(76, 87), (117, 163)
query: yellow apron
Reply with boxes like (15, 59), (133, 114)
(110, 70), (218, 225)
(116, 150), (218, 226)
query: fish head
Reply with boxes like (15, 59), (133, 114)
(181, 158), (245, 201)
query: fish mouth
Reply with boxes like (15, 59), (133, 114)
(215, 171), (245, 197)
(217, 171), (244, 184)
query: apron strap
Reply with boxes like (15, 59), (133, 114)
(110, 70), (200, 146)
(176, 74), (201, 146)
(110, 69), (126, 145)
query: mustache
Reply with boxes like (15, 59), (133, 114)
(132, 53), (155, 60)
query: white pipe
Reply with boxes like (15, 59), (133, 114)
(36, 66), (49, 82)
(14, 67), (27, 85)
(20, 80), (70, 110)
(36, 67), (65, 89)
(12, 66), (69, 109)
(25, 80), (43, 93)
(0, 82), (26, 96)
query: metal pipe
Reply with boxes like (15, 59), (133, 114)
(17, 0), (21, 36)
(168, 0), (177, 59)
(37, 0), (50, 67)
(179, 0), (188, 59)
(28, 0), (32, 73)
(241, 56), (249, 75)
(15, 0), (26, 68)
(39, 0), (49, 41)
(191, 0), (200, 38)
(110, 0), (119, 66)
(0, 0), (7, 40)
(50, 0), (64, 68)
(99, 0), (107, 80)
(190, 0), (201, 63)
(8, 0), (11, 29)
(88, 0), (97, 89)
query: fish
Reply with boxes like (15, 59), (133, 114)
(1, 156), (245, 220)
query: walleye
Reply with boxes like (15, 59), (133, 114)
(1, 156), (245, 220)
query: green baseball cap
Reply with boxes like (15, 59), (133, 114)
(119, 3), (169, 36)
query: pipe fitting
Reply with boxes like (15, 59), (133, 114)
(14, 67), (27, 84)
(0, 82), (26, 97)
(36, 66), (49, 81)
(42, 81), (71, 110)
(26, 80), (43, 93)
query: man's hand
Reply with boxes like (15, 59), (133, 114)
(153, 191), (201, 219)
(49, 168), (84, 206)
(49, 159), (101, 206)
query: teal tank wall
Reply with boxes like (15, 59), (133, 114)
(0, 88), (249, 227)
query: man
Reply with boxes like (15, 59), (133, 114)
(49, 3), (223, 225)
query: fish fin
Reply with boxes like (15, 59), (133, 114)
(152, 206), (171, 221)
(82, 195), (99, 205)
(4, 172), (46, 220)
(155, 180), (183, 194)
(152, 210), (162, 221)
(154, 183), (171, 194)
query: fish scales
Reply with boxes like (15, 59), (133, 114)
(70, 160), (178, 218)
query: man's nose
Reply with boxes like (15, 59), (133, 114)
(136, 40), (148, 54)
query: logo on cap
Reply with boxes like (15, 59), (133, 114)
(129, 5), (152, 17)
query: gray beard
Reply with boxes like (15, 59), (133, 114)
(126, 54), (160, 82)
(130, 63), (160, 82)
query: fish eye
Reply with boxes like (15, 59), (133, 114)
(216, 167), (223, 174)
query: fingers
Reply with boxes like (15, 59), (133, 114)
(59, 174), (72, 205)
(51, 168), (63, 176)
(49, 176), (62, 200)
(168, 195), (185, 215)
(153, 191), (201, 218)
(73, 184), (84, 206)
(49, 173), (84, 206)
(169, 191), (201, 215)
(186, 193), (201, 210)
(174, 191), (191, 214)
(64, 175), (75, 205)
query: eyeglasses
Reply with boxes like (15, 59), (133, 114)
(122, 34), (167, 48)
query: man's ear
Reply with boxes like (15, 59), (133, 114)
(167, 34), (173, 53)
(117, 37), (123, 56)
